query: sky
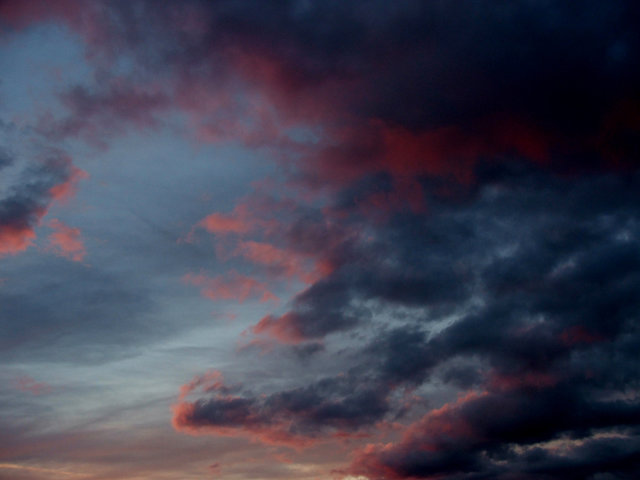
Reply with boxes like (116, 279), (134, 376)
(0, 1), (639, 479)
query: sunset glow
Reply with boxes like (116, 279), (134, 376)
(1, 1), (639, 479)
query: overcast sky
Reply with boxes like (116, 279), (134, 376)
(1, 1), (639, 479)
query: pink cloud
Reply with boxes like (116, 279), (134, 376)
(0, 0), (84, 28)
(0, 221), (40, 257)
(48, 165), (86, 202)
(249, 313), (308, 345)
(299, 117), (550, 197)
(172, 372), (318, 448)
(350, 390), (487, 479)
(172, 370), (379, 450)
(0, 157), (86, 258)
(233, 240), (326, 284)
(172, 401), (317, 448)
(199, 212), (252, 235)
(0, 0), (110, 54)
(183, 271), (277, 303)
(177, 370), (226, 403)
(47, 218), (86, 262)
(194, 199), (283, 239)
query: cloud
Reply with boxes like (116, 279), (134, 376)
(173, 370), (388, 447)
(36, 82), (170, 146)
(232, 240), (321, 283)
(249, 279), (369, 344)
(2, 2), (640, 478)
(343, 172), (640, 478)
(183, 271), (277, 303)
(198, 211), (252, 235)
(180, 169), (640, 478)
(48, 163), (89, 202)
(47, 219), (86, 262)
(0, 152), (86, 257)
(0, 0), (96, 32)
(53, 1), (628, 476)
(352, 389), (640, 480)
(7, 1), (639, 179)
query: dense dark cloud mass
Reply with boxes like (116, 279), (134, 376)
(178, 171), (640, 478)
(1, 1), (639, 479)
(12, 0), (639, 172)
(128, 1), (639, 477)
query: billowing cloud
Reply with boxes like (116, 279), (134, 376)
(198, 209), (252, 236)
(183, 271), (277, 303)
(1, 1), (639, 479)
(0, 153), (86, 257)
(47, 218), (86, 262)
(184, 170), (640, 478)
(173, 370), (388, 447)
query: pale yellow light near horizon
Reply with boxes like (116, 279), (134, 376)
(0, 462), (86, 477)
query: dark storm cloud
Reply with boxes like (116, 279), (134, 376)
(4, 1), (639, 478)
(249, 195), (472, 344)
(516, 434), (640, 480)
(174, 370), (391, 446)
(78, 1), (638, 477)
(157, 1), (640, 129)
(249, 248), (467, 344)
(354, 390), (640, 480)
(181, 0), (640, 173)
(13, 0), (638, 177)
(347, 171), (640, 479)
(181, 168), (640, 477)
(364, 327), (436, 386)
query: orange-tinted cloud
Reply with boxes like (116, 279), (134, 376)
(172, 401), (317, 448)
(350, 391), (487, 479)
(0, 221), (40, 257)
(177, 370), (226, 402)
(233, 240), (326, 284)
(250, 313), (308, 345)
(0, 156), (87, 258)
(303, 117), (550, 194)
(183, 271), (277, 303)
(172, 371), (378, 449)
(49, 165), (89, 203)
(235, 241), (298, 272)
(199, 212), (251, 235)
(172, 370), (314, 448)
(194, 197), (285, 239)
(47, 219), (86, 262)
